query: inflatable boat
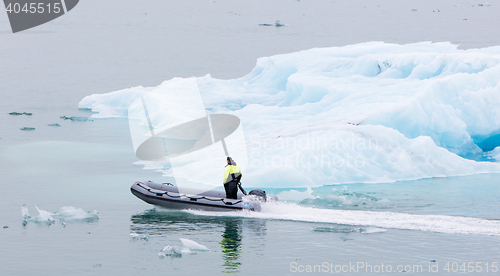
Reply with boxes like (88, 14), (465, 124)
(131, 181), (278, 212)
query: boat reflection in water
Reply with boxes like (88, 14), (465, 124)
(130, 208), (266, 273)
(220, 220), (242, 271)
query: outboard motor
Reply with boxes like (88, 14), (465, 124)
(248, 189), (267, 202)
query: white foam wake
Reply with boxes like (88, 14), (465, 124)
(186, 202), (500, 236)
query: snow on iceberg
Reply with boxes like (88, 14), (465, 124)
(487, 146), (500, 161)
(79, 42), (500, 187)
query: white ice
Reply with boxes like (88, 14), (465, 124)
(35, 206), (55, 223)
(79, 42), (500, 187)
(22, 206), (99, 225)
(487, 146), (500, 161)
(179, 238), (210, 251)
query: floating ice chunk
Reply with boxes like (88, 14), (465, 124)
(180, 247), (194, 254)
(9, 112), (32, 116)
(60, 116), (90, 122)
(259, 20), (284, 27)
(34, 206), (55, 224)
(130, 233), (149, 241)
(158, 245), (192, 257)
(179, 238), (210, 251)
(22, 206), (99, 225)
(53, 206), (99, 222)
(21, 204), (30, 220)
(20, 127), (35, 131)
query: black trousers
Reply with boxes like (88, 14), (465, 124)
(224, 181), (238, 199)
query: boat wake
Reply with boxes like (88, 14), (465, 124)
(185, 201), (500, 236)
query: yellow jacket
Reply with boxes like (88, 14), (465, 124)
(223, 164), (242, 184)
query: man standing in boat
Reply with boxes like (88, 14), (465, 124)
(223, 157), (242, 199)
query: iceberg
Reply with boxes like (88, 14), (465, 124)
(79, 42), (500, 187)
(22, 206), (99, 225)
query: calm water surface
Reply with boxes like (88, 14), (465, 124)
(1, 0), (500, 275)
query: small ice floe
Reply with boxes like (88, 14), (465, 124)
(34, 206), (56, 224)
(433, 9), (440, 12)
(478, 4), (483, 6)
(158, 245), (192, 258)
(47, 123), (61, 127)
(9, 112), (32, 116)
(53, 206), (99, 222)
(158, 238), (209, 258)
(22, 205), (99, 225)
(20, 127), (35, 131)
(130, 233), (149, 241)
(22, 204), (30, 219)
(411, 9), (417, 11)
(60, 116), (90, 122)
(180, 238), (210, 251)
(259, 20), (285, 27)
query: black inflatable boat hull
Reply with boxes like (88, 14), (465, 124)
(131, 181), (262, 211)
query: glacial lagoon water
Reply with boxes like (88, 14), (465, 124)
(1, 0), (500, 275)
